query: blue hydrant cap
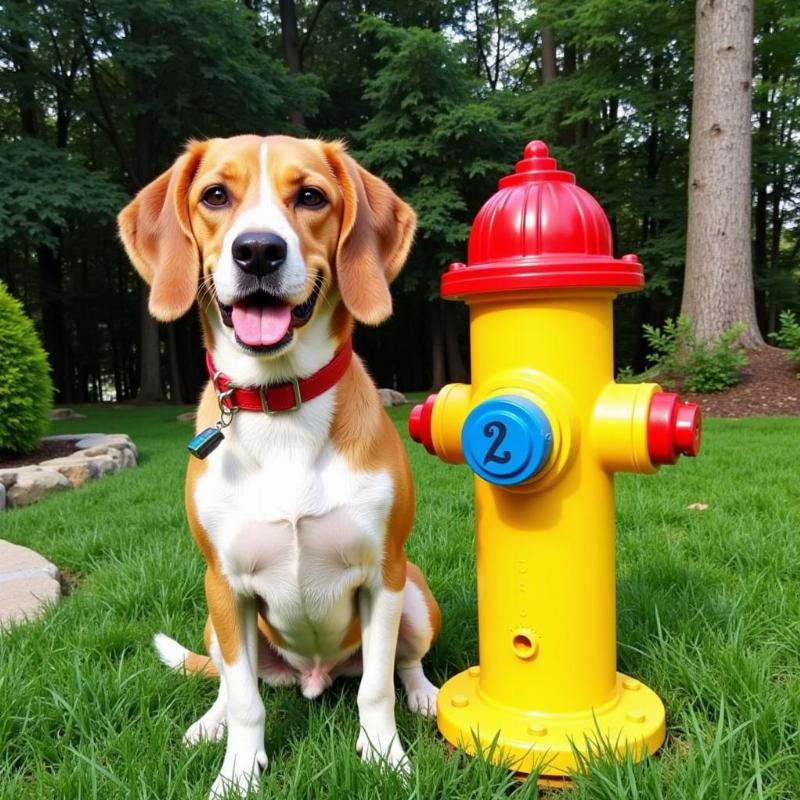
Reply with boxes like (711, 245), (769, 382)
(462, 396), (553, 486)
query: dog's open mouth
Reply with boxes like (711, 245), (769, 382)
(217, 274), (323, 352)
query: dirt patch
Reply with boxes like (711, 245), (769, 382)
(683, 346), (800, 417)
(0, 439), (79, 469)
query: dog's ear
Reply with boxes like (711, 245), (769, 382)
(117, 141), (206, 322)
(324, 142), (416, 326)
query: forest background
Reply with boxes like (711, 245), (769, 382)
(0, 0), (797, 403)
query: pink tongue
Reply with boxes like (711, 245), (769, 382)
(231, 303), (292, 346)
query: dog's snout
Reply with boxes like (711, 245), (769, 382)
(232, 232), (287, 276)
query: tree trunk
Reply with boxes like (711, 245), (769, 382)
(444, 304), (469, 383)
(37, 243), (72, 401)
(541, 27), (557, 85)
(278, 0), (306, 127)
(558, 43), (578, 147)
(166, 324), (182, 403)
(127, 15), (167, 402)
(681, 0), (763, 346)
(138, 288), (163, 402)
(430, 306), (446, 391)
(753, 107), (769, 332)
(10, 19), (75, 401)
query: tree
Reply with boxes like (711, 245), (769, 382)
(681, 0), (764, 346)
(1, 0), (797, 396)
(355, 19), (523, 388)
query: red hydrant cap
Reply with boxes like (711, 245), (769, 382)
(441, 141), (645, 299)
(647, 392), (702, 465)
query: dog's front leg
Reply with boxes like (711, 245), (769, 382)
(206, 570), (266, 799)
(356, 581), (408, 771)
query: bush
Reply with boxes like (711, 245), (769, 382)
(769, 310), (800, 377)
(615, 365), (638, 384)
(0, 281), (53, 455)
(641, 316), (747, 394)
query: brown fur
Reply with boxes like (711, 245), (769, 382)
(322, 142), (416, 325)
(117, 143), (208, 321)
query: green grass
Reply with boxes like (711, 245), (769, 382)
(1, 406), (799, 798)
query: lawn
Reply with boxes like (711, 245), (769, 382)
(1, 406), (799, 799)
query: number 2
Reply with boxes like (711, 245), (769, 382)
(483, 421), (511, 465)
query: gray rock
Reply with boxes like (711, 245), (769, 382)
(75, 434), (137, 458)
(49, 408), (86, 421)
(0, 465), (45, 490)
(81, 445), (122, 466)
(7, 468), (70, 507)
(38, 456), (97, 488)
(377, 388), (407, 407)
(0, 540), (60, 579)
(43, 433), (103, 442)
(0, 573), (61, 629)
(84, 455), (117, 477)
(121, 447), (138, 469)
(176, 411), (196, 423)
(0, 483), (5, 511)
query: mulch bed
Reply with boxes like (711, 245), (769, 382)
(683, 346), (800, 417)
(0, 439), (79, 470)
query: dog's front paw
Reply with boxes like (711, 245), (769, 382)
(356, 725), (409, 774)
(209, 749), (267, 799)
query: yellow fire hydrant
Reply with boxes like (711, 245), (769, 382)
(409, 141), (702, 780)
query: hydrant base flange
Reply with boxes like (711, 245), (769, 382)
(437, 668), (665, 778)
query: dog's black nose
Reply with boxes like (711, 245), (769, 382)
(232, 232), (287, 275)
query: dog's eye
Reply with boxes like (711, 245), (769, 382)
(297, 187), (326, 208)
(202, 185), (229, 208)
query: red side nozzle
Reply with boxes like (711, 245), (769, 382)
(647, 392), (702, 465)
(674, 403), (702, 457)
(408, 393), (438, 455)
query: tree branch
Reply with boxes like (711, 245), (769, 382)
(299, 0), (331, 62)
(79, 30), (139, 186)
(472, 0), (494, 88)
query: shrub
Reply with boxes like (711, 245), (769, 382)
(769, 310), (800, 377)
(641, 316), (747, 394)
(0, 281), (53, 455)
(615, 365), (639, 384)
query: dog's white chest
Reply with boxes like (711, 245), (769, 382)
(194, 399), (393, 658)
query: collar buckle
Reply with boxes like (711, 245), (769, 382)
(260, 378), (302, 414)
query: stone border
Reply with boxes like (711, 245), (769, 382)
(0, 434), (138, 509)
(0, 539), (61, 630)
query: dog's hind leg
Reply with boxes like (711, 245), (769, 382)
(395, 563), (440, 717)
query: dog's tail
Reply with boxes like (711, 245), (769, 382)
(153, 633), (219, 678)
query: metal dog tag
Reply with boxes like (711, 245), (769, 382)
(187, 426), (225, 459)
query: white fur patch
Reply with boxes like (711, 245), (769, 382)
(195, 380), (394, 675)
(212, 139), (306, 308)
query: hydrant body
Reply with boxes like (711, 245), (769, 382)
(410, 142), (701, 779)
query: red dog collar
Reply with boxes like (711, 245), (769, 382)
(205, 339), (353, 414)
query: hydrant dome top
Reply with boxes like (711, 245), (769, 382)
(441, 140), (645, 299)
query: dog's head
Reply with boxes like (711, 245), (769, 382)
(118, 135), (416, 365)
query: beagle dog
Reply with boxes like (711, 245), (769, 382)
(118, 135), (440, 798)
